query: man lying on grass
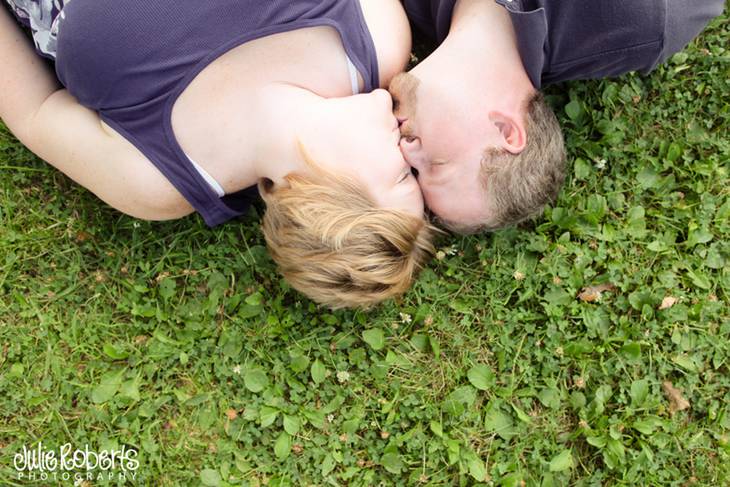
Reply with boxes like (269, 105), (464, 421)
(391, 0), (725, 233)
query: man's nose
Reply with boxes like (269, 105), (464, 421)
(399, 136), (428, 171)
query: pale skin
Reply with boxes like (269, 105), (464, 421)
(0, 1), (423, 221)
(391, 0), (535, 225)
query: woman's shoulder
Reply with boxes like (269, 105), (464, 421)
(358, 0), (412, 88)
(99, 124), (195, 220)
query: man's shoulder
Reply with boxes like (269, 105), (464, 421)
(504, 0), (669, 86)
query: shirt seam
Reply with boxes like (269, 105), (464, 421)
(549, 38), (664, 70)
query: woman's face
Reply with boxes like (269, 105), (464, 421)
(299, 89), (424, 217)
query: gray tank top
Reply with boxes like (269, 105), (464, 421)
(10, 0), (380, 226)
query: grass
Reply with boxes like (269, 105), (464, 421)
(1, 12), (728, 487)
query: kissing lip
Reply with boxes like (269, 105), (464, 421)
(396, 116), (408, 125)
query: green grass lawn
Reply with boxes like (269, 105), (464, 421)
(1, 13), (729, 487)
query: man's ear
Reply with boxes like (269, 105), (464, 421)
(257, 177), (275, 203)
(258, 177), (290, 202)
(488, 111), (526, 154)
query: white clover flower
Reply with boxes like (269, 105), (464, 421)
(336, 371), (350, 383)
(232, 365), (241, 375)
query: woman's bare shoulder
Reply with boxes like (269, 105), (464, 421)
(358, 0), (412, 88)
(95, 121), (195, 220)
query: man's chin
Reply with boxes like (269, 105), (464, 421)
(398, 121), (416, 139)
(388, 72), (420, 120)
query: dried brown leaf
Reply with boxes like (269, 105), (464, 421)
(225, 408), (238, 421)
(659, 296), (678, 310)
(662, 381), (690, 415)
(75, 231), (92, 242)
(577, 283), (616, 303)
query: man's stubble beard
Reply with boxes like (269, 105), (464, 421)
(388, 71), (420, 139)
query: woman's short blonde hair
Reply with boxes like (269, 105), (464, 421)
(260, 164), (435, 310)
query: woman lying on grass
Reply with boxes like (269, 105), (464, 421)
(0, 0), (436, 309)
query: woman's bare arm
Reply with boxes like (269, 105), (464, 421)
(0, 7), (61, 139)
(0, 8), (192, 220)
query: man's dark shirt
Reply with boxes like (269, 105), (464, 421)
(403, 0), (724, 88)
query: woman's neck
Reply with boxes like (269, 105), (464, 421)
(247, 83), (326, 187)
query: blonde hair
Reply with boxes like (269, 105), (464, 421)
(260, 165), (435, 309)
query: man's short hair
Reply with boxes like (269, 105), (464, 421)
(260, 165), (435, 309)
(442, 91), (566, 234)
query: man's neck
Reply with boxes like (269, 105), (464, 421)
(430, 0), (534, 110)
(447, 0), (522, 74)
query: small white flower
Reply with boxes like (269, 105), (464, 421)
(133, 221), (141, 228)
(232, 365), (241, 375)
(336, 370), (350, 383)
(327, 414), (335, 423)
(399, 312), (412, 324)
(595, 158), (607, 170)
